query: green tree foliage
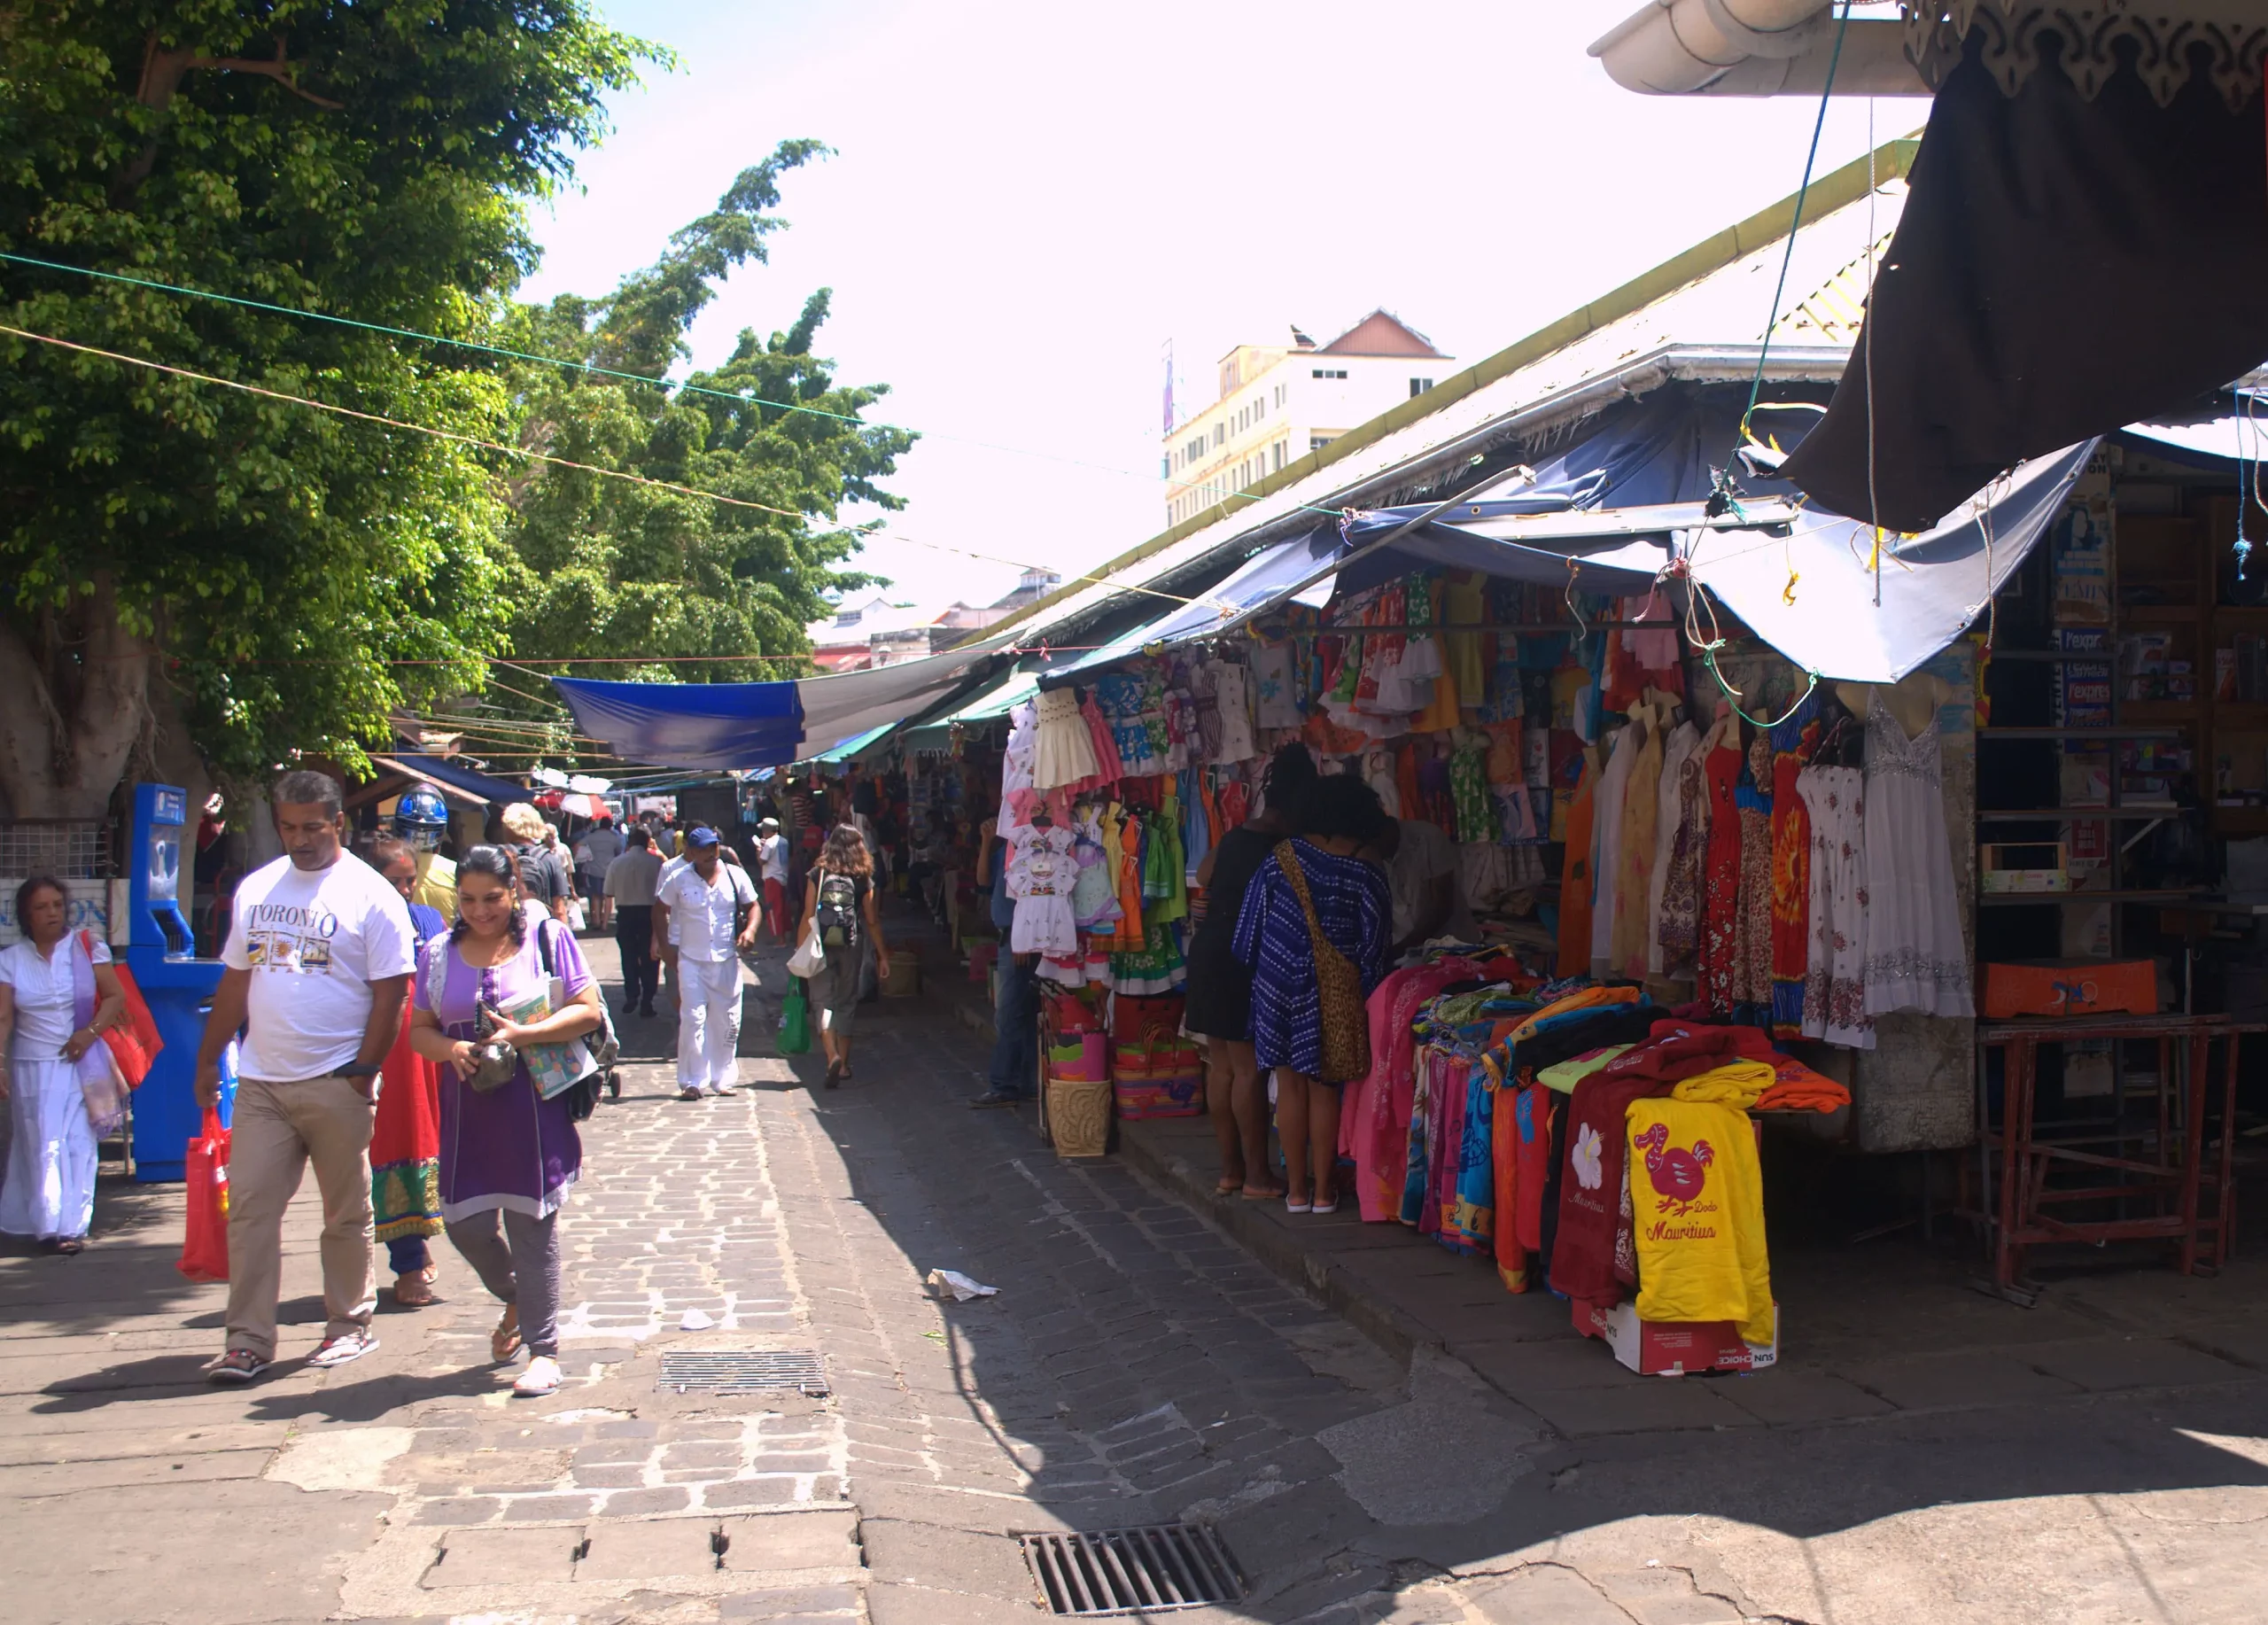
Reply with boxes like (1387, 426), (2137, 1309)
(0, 1), (649, 815)
(491, 139), (915, 746)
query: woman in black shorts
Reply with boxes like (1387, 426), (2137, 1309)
(1184, 742), (1318, 1199)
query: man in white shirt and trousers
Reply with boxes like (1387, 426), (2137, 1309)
(652, 827), (759, 1100)
(194, 770), (415, 1384)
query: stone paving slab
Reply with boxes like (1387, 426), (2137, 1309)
(12, 914), (2268, 1625)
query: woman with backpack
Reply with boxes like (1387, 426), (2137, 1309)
(796, 825), (889, 1090)
(406, 845), (602, 1397)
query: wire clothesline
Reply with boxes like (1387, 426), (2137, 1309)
(0, 250), (1357, 529)
(0, 321), (1220, 614)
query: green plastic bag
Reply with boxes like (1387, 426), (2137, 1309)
(779, 980), (812, 1055)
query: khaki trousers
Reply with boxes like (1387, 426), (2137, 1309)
(224, 1076), (377, 1359)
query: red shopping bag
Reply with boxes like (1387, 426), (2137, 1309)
(177, 1108), (230, 1283)
(75, 930), (164, 1085)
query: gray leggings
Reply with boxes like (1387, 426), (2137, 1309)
(446, 1206), (563, 1357)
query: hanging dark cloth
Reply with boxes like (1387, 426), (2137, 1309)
(1780, 35), (2268, 531)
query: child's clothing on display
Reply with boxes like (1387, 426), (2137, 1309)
(1006, 824), (1078, 957)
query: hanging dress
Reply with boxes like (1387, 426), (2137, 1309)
(1647, 720), (1701, 976)
(1732, 731), (1777, 1019)
(1860, 693), (1975, 1017)
(1694, 722), (1744, 1012)
(1588, 722), (1639, 978)
(1612, 711), (1663, 979)
(1556, 748), (1600, 978)
(1767, 694), (1821, 1037)
(1796, 765), (1874, 1047)
(1031, 686), (1099, 790)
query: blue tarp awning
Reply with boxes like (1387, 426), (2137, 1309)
(551, 635), (1013, 770)
(553, 676), (804, 771)
(372, 753), (527, 805)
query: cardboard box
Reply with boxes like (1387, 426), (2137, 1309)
(1572, 1297), (1778, 1376)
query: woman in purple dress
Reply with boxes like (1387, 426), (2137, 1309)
(408, 845), (602, 1397)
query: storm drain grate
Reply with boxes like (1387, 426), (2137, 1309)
(657, 1349), (827, 1396)
(1019, 1524), (1243, 1616)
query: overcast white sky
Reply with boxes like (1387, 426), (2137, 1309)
(520, 1), (1907, 617)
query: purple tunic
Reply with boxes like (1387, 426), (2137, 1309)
(414, 925), (592, 1220)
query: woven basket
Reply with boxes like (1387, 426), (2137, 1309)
(1047, 1077), (1112, 1157)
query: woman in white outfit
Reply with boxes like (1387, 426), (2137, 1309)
(0, 876), (128, 1253)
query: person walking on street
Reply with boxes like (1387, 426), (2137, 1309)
(604, 828), (664, 1017)
(369, 839), (449, 1307)
(196, 771), (414, 1383)
(797, 824), (887, 1091)
(653, 828), (758, 1100)
(406, 846), (602, 1397)
(392, 783), (459, 922)
(969, 815), (1035, 1108)
(0, 876), (128, 1253)
(500, 804), (572, 929)
(755, 817), (789, 945)
(576, 816), (623, 933)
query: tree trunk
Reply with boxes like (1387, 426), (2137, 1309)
(0, 579), (154, 821)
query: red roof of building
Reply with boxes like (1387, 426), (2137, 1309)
(1317, 309), (1445, 358)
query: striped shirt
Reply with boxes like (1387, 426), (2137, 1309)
(1231, 839), (1391, 1074)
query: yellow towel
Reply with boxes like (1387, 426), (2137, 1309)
(1667, 1059), (1777, 1109)
(1627, 1099), (1775, 1347)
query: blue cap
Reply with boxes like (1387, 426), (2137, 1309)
(687, 826), (722, 847)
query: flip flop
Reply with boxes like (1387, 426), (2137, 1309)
(1239, 1185), (1286, 1201)
(1215, 1178), (1245, 1196)
(392, 1267), (439, 1308)
(491, 1307), (523, 1365)
(1285, 1195), (1313, 1215)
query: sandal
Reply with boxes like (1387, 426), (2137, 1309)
(1285, 1193), (1313, 1215)
(491, 1306), (523, 1365)
(392, 1266), (439, 1308)
(512, 1355), (563, 1398)
(1239, 1184), (1286, 1201)
(1309, 1195), (1340, 1216)
(1214, 1178), (1245, 1197)
(823, 1061), (843, 1091)
(47, 1237), (86, 1256)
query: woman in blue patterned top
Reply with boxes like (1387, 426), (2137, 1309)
(1231, 774), (1392, 1216)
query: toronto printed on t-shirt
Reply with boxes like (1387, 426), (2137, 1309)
(223, 851), (416, 1081)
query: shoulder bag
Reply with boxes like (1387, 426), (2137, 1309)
(1271, 841), (1372, 1084)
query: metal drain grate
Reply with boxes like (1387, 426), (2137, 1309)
(1019, 1525), (1243, 1616)
(657, 1349), (827, 1396)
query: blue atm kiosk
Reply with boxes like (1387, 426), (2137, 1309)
(126, 783), (226, 1181)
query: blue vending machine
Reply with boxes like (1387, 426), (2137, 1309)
(126, 783), (227, 1181)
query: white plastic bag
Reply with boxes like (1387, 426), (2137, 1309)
(787, 922), (827, 979)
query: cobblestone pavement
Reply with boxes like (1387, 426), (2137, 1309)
(9, 914), (2268, 1624)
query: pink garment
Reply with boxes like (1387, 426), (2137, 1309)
(1081, 696), (1123, 789)
(1343, 959), (1484, 1223)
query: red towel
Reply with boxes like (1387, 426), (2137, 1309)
(1598, 1019), (1774, 1085)
(1547, 1074), (1668, 1307)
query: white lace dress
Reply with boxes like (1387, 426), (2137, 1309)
(1860, 695), (1974, 1017)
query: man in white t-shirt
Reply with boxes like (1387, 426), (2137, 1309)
(195, 770), (415, 1384)
(755, 817), (789, 945)
(1378, 816), (1479, 960)
(651, 827), (759, 1100)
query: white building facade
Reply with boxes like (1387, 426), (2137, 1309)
(1163, 311), (1451, 528)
